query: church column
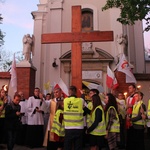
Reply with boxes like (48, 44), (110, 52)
(32, 3), (47, 88)
(125, 22), (145, 73)
(133, 21), (145, 73)
(43, 0), (63, 89)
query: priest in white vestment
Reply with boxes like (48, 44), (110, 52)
(25, 87), (46, 148)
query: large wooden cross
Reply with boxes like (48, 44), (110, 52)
(42, 6), (113, 95)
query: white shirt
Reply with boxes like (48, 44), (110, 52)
(27, 96), (45, 125)
(40, 99), (51, 114)
(19, 99), (28, 124)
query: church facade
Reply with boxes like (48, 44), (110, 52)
(31, 0), (149, 98)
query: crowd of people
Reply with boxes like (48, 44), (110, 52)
(0, 83), (149, 150)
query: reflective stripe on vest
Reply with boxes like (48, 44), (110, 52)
(64, 97), (83, 128)
(89, 105), (106, 136)
(0, 100), (5, 118)
(132, 101), (145, 126)
(106, 106), (120, 133)
(86, 101), (93, 128)
(51, 109), (65, 137)
(147, 100), (150, 117)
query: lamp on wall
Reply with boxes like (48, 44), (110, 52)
(52, 58), (58, 68)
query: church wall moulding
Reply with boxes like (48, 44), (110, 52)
(60, 48), (114, 73)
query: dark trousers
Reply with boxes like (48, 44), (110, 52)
(64, 129), (83, 150)
(7, 130), (17, 150)
(147, 127), (150, 139)
(16, 124), (27, 145)
(47, 141), (58, 150)
(47, 131), (58, 150)
(0, 118), (6, 144)
(25, 125), (44, 148)
(132, 128), (145, 150)
(126, 126), (145, 150)
(126, 126), (134, 150)
(119, 119), (126, 148)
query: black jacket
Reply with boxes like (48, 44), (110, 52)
(5, 102), (21, 130)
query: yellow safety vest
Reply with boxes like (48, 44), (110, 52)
(86, 101), (93, 128)
(0, 100), (5, 118)
(89, 105), (106, 136)
(51, 109), (65, 137)
(132, 101), (145, 126)
(64, 97), (84, 128)
(147, 99), (150, 117)
(106, 106), (120, 133)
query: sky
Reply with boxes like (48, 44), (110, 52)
(0, 0), (39, 55)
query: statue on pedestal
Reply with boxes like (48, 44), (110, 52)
(116, 34), (128, 55)
(82, 42), (93, 51)
(22, 34), (34, 62)
(115, 34), (128, 64)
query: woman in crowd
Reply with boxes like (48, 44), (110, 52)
(0, 89), (8, 145)
(86, 94), (106, 150)
(127, 92), (146, 150)
(116, 92), (126, 149)
(51, 100), (64, 150)
(104, 93), (120, 150)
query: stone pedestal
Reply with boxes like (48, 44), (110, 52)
(16, 61), (36, 99)
(82, 50), (94, 58)
(115, 71), (131, 94)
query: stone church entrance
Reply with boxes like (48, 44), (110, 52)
(60, 47), (114, 93)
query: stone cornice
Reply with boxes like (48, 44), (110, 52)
(134, 73), (150, 80)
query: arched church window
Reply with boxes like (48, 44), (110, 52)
(82, 9), (93, 32)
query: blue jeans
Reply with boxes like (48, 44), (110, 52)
(7, 130), (17, 150)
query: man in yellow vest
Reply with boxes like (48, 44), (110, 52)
(64, 85), (84, 150)
(128, 92), (146, 150)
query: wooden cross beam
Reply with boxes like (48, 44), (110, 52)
(41, 6), (114, 96)
(42, 31), (114, 44)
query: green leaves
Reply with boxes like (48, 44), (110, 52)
(102, 0), (150, 31)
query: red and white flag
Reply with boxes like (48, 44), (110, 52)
(116, 54), (136, 83)
(10, 54), (17, 93)
(112, 77), (119, 89)
(106, 66), (119, 89)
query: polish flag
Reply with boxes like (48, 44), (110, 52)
(112, 77), (119, 89)
(106, 66), (119, 89)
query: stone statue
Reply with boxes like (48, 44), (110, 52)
(82, 42), (93, 51)
(116, 34), (128, 55)
(115, 34), (128, 64)
(22, 34), (34, 62)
